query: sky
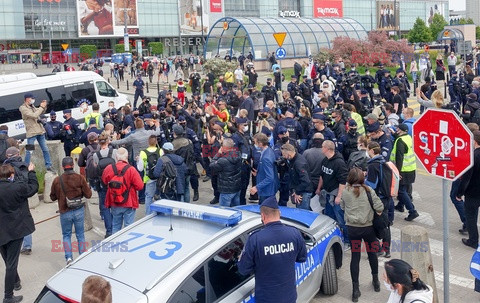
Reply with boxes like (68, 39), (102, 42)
(449, 0), (466, 11)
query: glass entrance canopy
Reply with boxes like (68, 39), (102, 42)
(204, 17), (367, 60)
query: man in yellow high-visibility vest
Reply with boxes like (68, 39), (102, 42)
(390, 123), (419, 222)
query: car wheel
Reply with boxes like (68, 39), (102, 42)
(320, 248), (338, 295)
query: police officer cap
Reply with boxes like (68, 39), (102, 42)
(312, 107), (323, 114)
(222, 86), (229, 91)
(261, 126), (271, 137)
(143, 113), (153, 119)
(467, 93), (478, 102)
(452, 70), (458, 75)
(396, 68), (404, 74)
(286, 107), (296, 114)
(397, 123), (409, 132)
(312, 113), (326, 121)
(248, 84), (254, 89)
(177, 115), (186, 121)
(89, 118), (96, 125)
(63, 109), (71, 114)
(261, 196), (279, 209)
(50, 110), (56, 116)
(291, 75), (297, 79)
(236, 117), (248, 124)
(278, 125), (288, 134)
(336, 97), (344, 103)
(173, 124), (184, 136)
(360, 89), (368, 95)
(366, 121), (380, 133)
(267, 78), (272, 81)
(260, 106), (271, 113)
(110, 108), (118, 114)
(384, 70), (391, 74)
(215, 121), (226, 128)
(158, 106), (166, 111)
(348, 120), (358, 127)
(24, 92), (34, 99)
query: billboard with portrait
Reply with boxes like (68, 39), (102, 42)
(376, 0), (399, 31)
(77, 0), (139, 37)
(179, 0), (210, 36)
(426, 3), (446, 26)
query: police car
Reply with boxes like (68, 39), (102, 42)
(34, 200), (344, 303)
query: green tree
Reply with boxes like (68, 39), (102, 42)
(476, 26), (480, 40)
(115, 44), (128, 53)
(459, 18), (475, 25)
(429, 14), (448, 41)
(79, 45), (97, 59)
(408, 18), (433, 43)
(148, 42), (163, 56)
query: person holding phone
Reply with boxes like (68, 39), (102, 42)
(19, 92), (53, 171)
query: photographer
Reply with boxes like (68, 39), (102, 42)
(19, 92), (53, 170)
(189, 69), (201, 95)
(262, 78), (277, 104)
(361, 69), (376, 100)
(281, 143), (312, 210)
(205, 120), (224, 204)
(137, 96), (151, 117)
(61, 109), (82, 157)
(245, 66), (258, 87)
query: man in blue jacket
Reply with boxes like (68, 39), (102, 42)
(250, 133), (279, 205)
(238, 196), (307, 303)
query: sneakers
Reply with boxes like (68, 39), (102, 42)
(344, 243), (351, 251)
(20, 248), (31, 255)
(13, 281), (21, 291)
(3, 295), (23, 303)
(404, 211), (419, 221)
(394, 204), (405, 212)
(66, 258), (73, 265)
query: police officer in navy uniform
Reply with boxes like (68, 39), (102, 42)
(238, 196), (307, 303)
(61, 109), (81, 156)
(178, 115), (201, 201)
(273, 126), (298, 207)
(273, 107), (303, 144)
(232, 117), (252, 205)
(45, 110), (63, 140)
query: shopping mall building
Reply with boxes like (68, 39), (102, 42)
(0, 0), (448, 64)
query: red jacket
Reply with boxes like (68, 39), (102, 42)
(102, 160), (144, 209)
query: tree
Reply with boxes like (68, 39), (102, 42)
(408, 18), (433, 43)
(458, 18), (474, 25)
(202, 58), (237, 79)
(148, 42), (163, 56)
(429, 14), (448, 41)
(115, 44), (126, 53)
(79, 45), (97, 59)
(477, 26), (480, 41)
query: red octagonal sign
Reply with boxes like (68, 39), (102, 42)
(413, 108), (474, 181)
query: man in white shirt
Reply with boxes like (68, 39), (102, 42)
(419, 55), (427, 82)
(234, 66), (244, 86)
(447, 52), (457, 78)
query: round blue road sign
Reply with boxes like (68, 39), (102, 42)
(276, 47), (286, 59)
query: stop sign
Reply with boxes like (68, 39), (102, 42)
(413, 108), (474, 181)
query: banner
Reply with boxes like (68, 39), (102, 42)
(376, 0), (399, 31)
(77, 0), (139, 37)
(210, 0), (222, 13)
(180, 0), (210, 35)
(313, 0), (343, 18)
(426, 3), (446, 26)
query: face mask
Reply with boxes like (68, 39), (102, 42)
(281, 136), (289, 144)
(108, 105), (114, 110)
(254, 144), (261, 151)
(30, 99), (35, 105)
(400, 113), (405, 120)
(383, 280), (394, 292)
(63, 115), (68, 120)
(243, 125), (249, 132)
(51, 117), (56, 122)
(8, 176), (14, 182)
(349, 128), (357, 134)
(299, 113), (304, 117)
(357, 145), (363, 151)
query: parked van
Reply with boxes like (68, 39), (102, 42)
(0, 71), (129, 138)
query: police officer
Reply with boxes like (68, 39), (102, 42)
(307, 113), (335, 148)
(299, 77), (313, 105)
(273, 126), (299, 206)
(273, 107), (303, 144)
(61, 109), (81, 156)
(261, 78), (277, 104)
(361, 69), (376, 100)
(232, 117), (252, 205)
(366, 122), (393, 160)
(45, 110), (63, 140)
(375, 64), (387, 85)
(132, 74), (145, 110)
(178, 115), (200, 201)
(287, 75), (300, 99)
(104, 108), (122, 135)
(380, 70), (393, 103)
(238, 196), (307, 303)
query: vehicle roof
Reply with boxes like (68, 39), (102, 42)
(65, 209), (258, 293)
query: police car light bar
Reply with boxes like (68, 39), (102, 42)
(150, 200), (242, 226)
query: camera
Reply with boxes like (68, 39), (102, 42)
(275, 156), (288, 167)
(163, 116), (174, 125)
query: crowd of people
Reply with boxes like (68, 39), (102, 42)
(5, 47), (480, 302)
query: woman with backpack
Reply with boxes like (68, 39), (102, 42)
(383, 259), (433, 303)
(341, 167), (384, 302)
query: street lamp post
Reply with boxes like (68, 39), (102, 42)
(48, 27), (52, 67)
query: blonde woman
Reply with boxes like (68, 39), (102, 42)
(416, 87), (445, 108)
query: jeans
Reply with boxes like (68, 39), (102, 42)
(98, 187), (112, 236)
(450, 178), (466, 227)
(59, 207), (86, 261)
(295, 192), (312, 210)
(396, 184), (416, 214)
(325, 197), (349, 243)
(411, 71), (417, 83)
(220, 191), (240, 207)
(348, 226), (379, 283)
(448, 65), (456, 78)
(465, 196), (480, 245)
(25, 134), (52, 168)
(111, 207), (136, 234)
(0, 238), (22, 299)
(145, 181), (157, 215)
(22, 234), (32, 250)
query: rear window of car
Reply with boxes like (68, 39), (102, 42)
(34, 287), (75, 303)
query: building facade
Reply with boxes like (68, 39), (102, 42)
(0, 0), (449, 64)
(466, 0), (480, 27)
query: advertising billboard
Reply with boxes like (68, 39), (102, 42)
(376, 0), (399, 31)
(179, 0), (210, 36)
(76, 0), (139, 37)
(426, 3), (446, 26)
(313, 0), (343, 18)
(210, 0), (222, 13)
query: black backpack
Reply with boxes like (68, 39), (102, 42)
(96, 149), (115, 186)
(85, 145), (100, 180)
(471, 108), (480, 125)
(156, 156), (177, 198)
(144, 148), (160, 180)
(0, 134), (8, 163)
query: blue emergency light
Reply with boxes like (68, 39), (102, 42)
(150, 200), (242, 226)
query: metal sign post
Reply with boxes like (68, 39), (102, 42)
(273, 33), (287, 91)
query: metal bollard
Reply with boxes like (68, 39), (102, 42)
(126, 80), (129, 91)
(445, 74), (449, 99)
(157, 83), (160, 94)
(117, 77), (120, 89)
(414, 80), (418, 96)
(107, 78), (110, 83)
(146, 82), (149, 93)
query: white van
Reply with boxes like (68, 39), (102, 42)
(0, 71), (129, 138)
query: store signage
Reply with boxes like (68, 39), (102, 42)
(313, 0), (343, 18)
(163, 37), (205, 47)
(0, 42), (42, 50)
(38, 0), (62, 2)
(34, 19), (66, 31)
(279, 10), (300, 18)
(210, 0), (222, 13)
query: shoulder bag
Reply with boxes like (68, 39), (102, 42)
(366, 189), (388, 240)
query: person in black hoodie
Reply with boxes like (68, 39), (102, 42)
(281, 143), (312, 210)
(210, 138), (242, 207)
(316, 140), (349, 245)
(461, 93), (480, 124)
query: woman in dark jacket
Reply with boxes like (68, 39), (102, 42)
(435, 54), (445, 82)
(0, 163), (38, 303)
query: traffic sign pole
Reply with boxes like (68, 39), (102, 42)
(442, 179), (449, 303)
